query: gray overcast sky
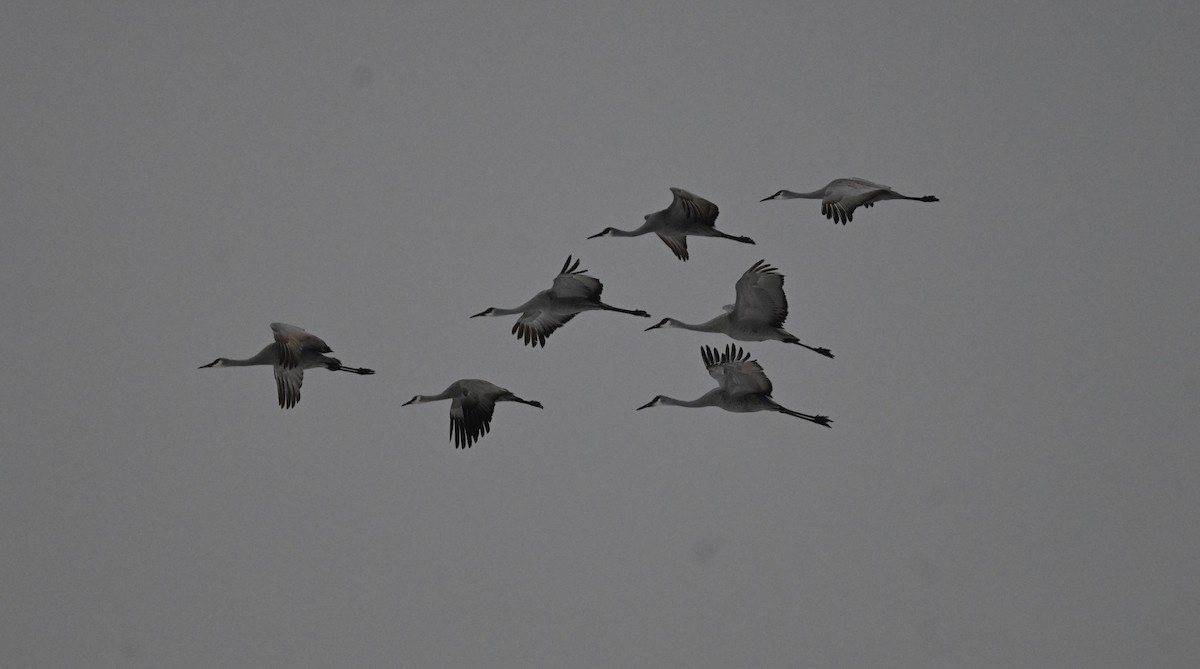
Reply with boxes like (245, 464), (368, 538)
(3, 1), (1198, 667)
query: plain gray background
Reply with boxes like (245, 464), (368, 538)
(3, 1), (1198, 667)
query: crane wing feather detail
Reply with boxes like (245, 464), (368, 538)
(655, 232), (690, 261)
(513, 311), (577, 347)
(702, 344), (774, 398)
(273, 365), (304, 409)
(733, 260), (789, 328)
(666, 187), (720, 228)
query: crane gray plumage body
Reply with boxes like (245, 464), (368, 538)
(587, 187), (754, 261)
(760, 177), (938, 224)
(645, 259), (833, 358)
(637, 344), (831, 427)
(402, 379), (543, 448)
(472, 255), (650, 347)
(198, 322), (375, 409)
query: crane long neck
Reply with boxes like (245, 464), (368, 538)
(224, 345), (277, 366)
(487, 306), (528, 316)
(610, 220), (658, 236)
(666, 316), (727, 333)
(781, 189), (826, 199)
(658, 395), (717, 408)
(414, 388), (460, 403)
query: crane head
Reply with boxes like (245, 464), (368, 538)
(636, 396), (664, 410)
(759, 190), (786, 202)
(644, 318), (673, 331)
(586, 227), (615, 239)
(198, 358), (227, 369)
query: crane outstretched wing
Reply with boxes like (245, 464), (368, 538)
(450, 393), (497, 448)
(655, 232), (690, 261)
(513, 311), (577, 347)
(666, 187), (719, 227)
(701, 344), (773, 398)
(732, 260), (789, 328)
(271, 322), (331, 369)
(273, 365), (305, 409)
(550, 256), (602, 300)
(823, 179), (893, 224)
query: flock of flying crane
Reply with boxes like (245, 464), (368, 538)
(199, 177), (939, 447)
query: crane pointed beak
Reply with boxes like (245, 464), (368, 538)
(469, 310), (489, 318)
(758, 194), (775, 202)
(198, 361), (217, 369)
(586, 232), (604, 239)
